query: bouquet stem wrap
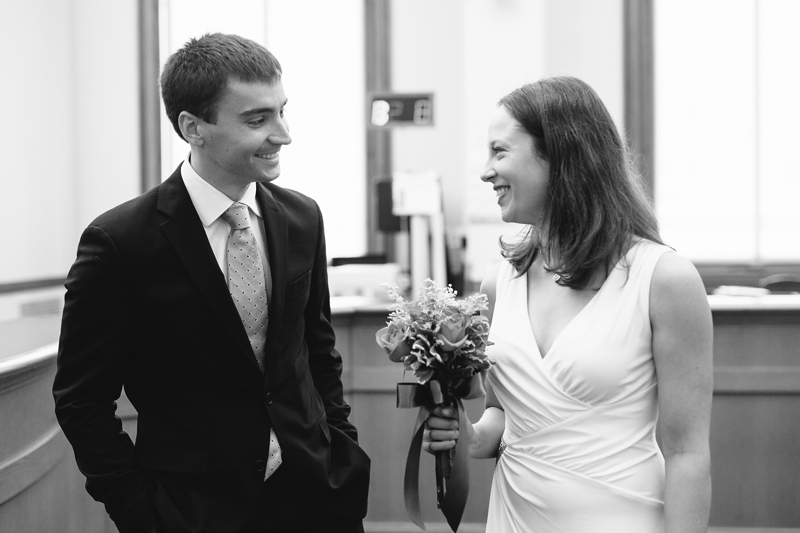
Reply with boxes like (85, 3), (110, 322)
(397, 377), (483, 532)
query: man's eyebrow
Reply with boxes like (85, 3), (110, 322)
(239, 99), (288, 117)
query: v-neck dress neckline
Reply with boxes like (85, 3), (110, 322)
(526, 250), (629, 360)
(526, 275), (603, 361)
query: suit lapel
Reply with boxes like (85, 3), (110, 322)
(257, 184), (287, 352)
(157, 169), (263, 378)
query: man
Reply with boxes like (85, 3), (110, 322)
(53, 33), (370, 533)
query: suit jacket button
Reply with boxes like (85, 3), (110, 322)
(265, 392), (273, 405)
(254, 459), (266, 472)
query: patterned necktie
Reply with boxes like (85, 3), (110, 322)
(221, 203), (282, 479)
(221, 203), (269, 370)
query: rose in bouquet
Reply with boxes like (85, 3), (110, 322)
(376, 279), (493, 532)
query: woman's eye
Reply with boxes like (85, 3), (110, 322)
(249, 118), (265, 126)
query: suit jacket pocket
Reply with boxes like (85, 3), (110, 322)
(285, 269), (311, 298)
(135, 437), (209, 474)
(281, 269), (312, 328)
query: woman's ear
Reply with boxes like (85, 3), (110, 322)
(178, 111), (204, 146)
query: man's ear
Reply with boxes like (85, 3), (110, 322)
(178, 112), (204, 146)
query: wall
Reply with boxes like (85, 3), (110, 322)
(389, 0), (624, 286)
(0, 0), (622, 288)
(0, 0), (140, 287)
(390, 0), (469, 233)
(1, 0), (367, 291)
(160, 0), (368, 260)
(264, 0), (367, 260)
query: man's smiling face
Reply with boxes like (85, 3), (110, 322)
(193, 79), (292, 197)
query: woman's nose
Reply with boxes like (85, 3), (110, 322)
(480, 165), (496, 182)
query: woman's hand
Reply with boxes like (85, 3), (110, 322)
(422, 405), (461, 454)
(423, 401), (506, 460)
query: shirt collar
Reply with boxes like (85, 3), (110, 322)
(180, 158), (262, 227)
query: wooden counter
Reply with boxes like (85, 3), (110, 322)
(2, 296), (799, 532)
(0, 316), (114, 533)
(706, 296), (800, 529)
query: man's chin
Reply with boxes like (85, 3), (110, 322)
(257, 170), (280, 183)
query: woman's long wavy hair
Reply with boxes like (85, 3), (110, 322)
(498, 77), (663, 290)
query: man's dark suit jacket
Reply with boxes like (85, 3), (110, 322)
(53, 166), (370, 533)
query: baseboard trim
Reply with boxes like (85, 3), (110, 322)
(365, 522), (485, 533)
(364, 523), (800, 533)
(709, 529), (800, 533)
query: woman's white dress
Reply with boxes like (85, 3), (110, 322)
(486, 240), (669, 532)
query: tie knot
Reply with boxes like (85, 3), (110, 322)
(222, 203), (251, 230)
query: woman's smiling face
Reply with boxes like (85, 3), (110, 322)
(481, 106), (550, 226)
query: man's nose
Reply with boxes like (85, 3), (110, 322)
(268, 119), (292, 146)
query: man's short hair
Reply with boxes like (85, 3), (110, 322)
(160, 33), (282, 141)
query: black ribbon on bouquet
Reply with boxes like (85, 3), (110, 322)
(396, 377), (484, 532)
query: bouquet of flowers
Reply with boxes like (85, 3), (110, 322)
(376, 279), (493, 532)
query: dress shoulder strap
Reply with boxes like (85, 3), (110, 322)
(624, 240), (673, 313)
(493, 260), (519, 301)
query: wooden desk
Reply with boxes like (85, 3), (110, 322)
(707, 296), (800, 529)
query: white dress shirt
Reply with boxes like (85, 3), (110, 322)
(180, 158), (281, 480)
(180, 158), (268, 280)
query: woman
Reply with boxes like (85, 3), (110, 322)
(424, 77), (712, 532)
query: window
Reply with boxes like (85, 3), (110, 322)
(157, 0), (367, 260)
(654, 0), (800, 268)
